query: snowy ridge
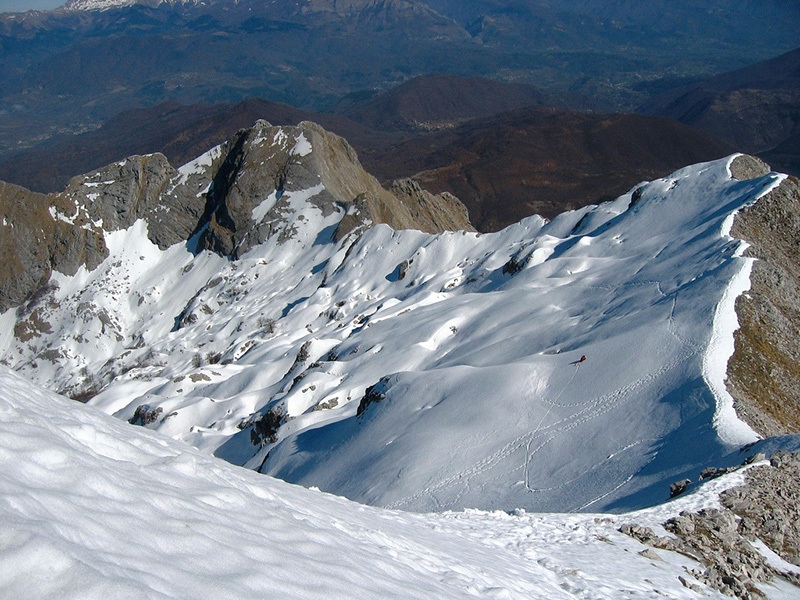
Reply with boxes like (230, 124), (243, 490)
(63, 0), (186, 11)
(7, 365), (800, 599)
(0, 152), (791, 514)
(63, 0), (139, 10)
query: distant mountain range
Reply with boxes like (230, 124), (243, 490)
(360, 104), (734, 230)
(0, 72), (736, 231)
(644, 47), (800, 177)
(1, 0), (797, 157)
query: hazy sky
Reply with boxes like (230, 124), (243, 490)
(0, 0), (63, 11)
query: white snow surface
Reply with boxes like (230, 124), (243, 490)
(2, 153), (796, 515)
(63, 0), (182, 11)
(8, 365), (800, 599)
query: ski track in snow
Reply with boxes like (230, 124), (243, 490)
(386, 340), (699, 510)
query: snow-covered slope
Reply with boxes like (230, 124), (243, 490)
(8, 365), (800, 599)
(63, 0), (184, 11)
(0, 144), (789, 514)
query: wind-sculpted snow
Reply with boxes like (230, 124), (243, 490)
(0, 153), (788, 514)
(5, 366), (800, 598)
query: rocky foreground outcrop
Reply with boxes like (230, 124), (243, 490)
(0, 120), (472, 315)
(622, 451), (800, 599)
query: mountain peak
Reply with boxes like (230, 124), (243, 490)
(3, 150), (796, 515)
(0, 120), (471, 315)
(63, 0), (147, 10)
(189, 119), (472, 257)
(62, 0), (204, 11)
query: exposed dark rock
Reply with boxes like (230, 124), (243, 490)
(669, 478), (692, 498)
(189, 120), (473, 257)
(622, 452), (800, 599)
(313, 397), (339, 411)
(389, 178), (471, 235)
(396, 258), (412, 281)
(618, 524), (680, 552)
(664, 508), (771, 599)
(357, 376), (392, 417)
(729, 155), (771, 181)
(289, 340), (312, 373)
(721, 452), (800, 568)
(699, 466), (737, 481)
(0, 181), (105, 315)
(502, 245), (536, 275)
(0, 120), (473, 319)
(247, 406), (286, 447)
(129, 404), (163, 426)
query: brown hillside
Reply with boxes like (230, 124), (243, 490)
(359, 107), (736, 231)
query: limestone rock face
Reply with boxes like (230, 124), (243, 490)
(0, 181), (106, 314)
(622, 452), (800, 598)
(0, 120), (472, 314)
(60, 152), (209, 251)
(389, 178), (471, 236)
(192, 120), (473, 257)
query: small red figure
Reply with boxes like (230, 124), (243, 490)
(578, 355), (586, 364)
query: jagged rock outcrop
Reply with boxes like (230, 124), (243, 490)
(182, 120), (473, 256)
(389, 178), (470, 235)
(622, 451), (800, 599)
(722, 451), (800, 568)
(0, 152), (209, 315)
(728, 155), (800, 435)
(0, 181), (106, 315)
(61, 152), (210, 250)
(0, 120), (472, 315)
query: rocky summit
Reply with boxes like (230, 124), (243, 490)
(0, 120), (471, 316)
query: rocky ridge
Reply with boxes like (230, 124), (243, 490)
(727, 155), (800, 436)
(0, 120), (472, 315)
(622, 451), (800, 599)
(1, 143), (798, 517)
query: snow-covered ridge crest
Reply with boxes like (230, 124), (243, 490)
(0, 147), (791, 515)
(62, 0), (200, 11)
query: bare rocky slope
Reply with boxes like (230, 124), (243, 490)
(728, 155), (800, 437)
(622, 451), (800, 599)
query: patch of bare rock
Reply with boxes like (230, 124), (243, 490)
(621, 451), (800, 599)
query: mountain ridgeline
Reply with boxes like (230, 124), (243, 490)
(1, 120), (800, 515)
(0, 120), (470, 314)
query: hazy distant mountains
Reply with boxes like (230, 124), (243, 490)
(1, 0), (797, 155)
(361, 105), (735, 231)
(645, 47), (800, 177)
(0, 74), (734, 231)
(0, 0), (797, 230)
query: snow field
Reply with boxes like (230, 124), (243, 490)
(0, 366), (758, 599)
(1, 148), (792, 514)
